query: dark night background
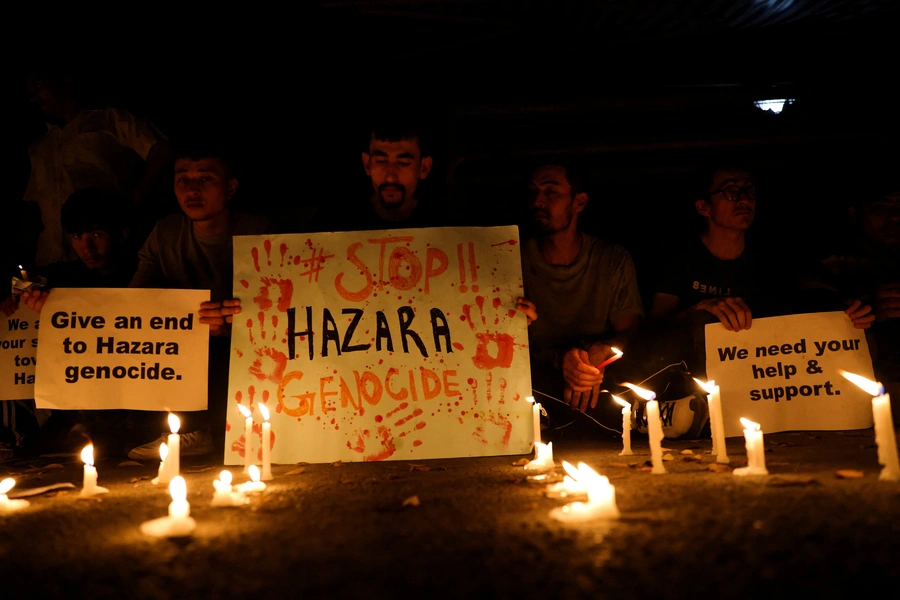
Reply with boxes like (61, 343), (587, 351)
(4, 1), (898, 303)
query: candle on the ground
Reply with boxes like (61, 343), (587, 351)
(259, 403), (272, 481)
(596, 347), (623, 369)
(152, 443), (169, 486)
(238, 404), (253, 474)
(140, 475), (196, 537)
(237, 465), (267, 494)
(526, 396), (544, 445)
(524, 441), (555, 470)
(613, 395), (633, 456)
(0, 478), (29, 512)
(549, 462), (620, 522)
(165, 414), (180, 482)
(694, 378), (730, 464)
(839, 370), (899, 481)
(545, 461), (589, 498)
(623, 383), (665, 474)
(733, 418), (769, 476)
(211, 470), (248, 507)
(79, 444), (109, 497)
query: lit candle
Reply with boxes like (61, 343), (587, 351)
(79, 444), (109, 497)
(237, 464), (267, 494)
(526, 396), (544, 445)
(545, 461), (589, 498)
(18, 264), (28, 282)
(259, 403), (272, 481)
(140, 475), (196, 537)
(549, 462), (620, 522)
(694, 378), (730, 464)
(623, 383), (665, 474)
(164, 414), (180, 483)
(524, 441), (555, 470)
(595, 347), (624, 369)
(0, 478), (30, 512)
(151, 443), (169, 486)
(612, 395), (633, 456)
(733, 418), (769, 476)
(211, 470), (248, 507)
(238, 404), (253, 474)
(839, 370), (900, 481)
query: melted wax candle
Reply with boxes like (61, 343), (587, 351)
(839, 370), (900, 481)
(237, 465), (267, 494)
(0, 478), (30, 512)
(733, 418), (769, 477)
(550, 462), (620, 522)
(695, 378), (730, 464)
(140, 476), (196, 538)
(80, 445), (109, 497)
(211, 470), (248, 507)
(613, 396), (633, 456)
(524, 442), (555, 471)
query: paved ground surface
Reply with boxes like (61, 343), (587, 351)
(1, 427), (899, 599)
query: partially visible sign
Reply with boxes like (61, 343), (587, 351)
(0, 305), (39, 400)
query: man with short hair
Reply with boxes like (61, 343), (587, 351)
(520, 158), (643, 429)
(127, 140), (271, 461)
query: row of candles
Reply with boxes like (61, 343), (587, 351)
(523, 368), (899, 521)
(0, 405), (276, 539)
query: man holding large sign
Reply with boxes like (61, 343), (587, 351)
(226, 226), (533, 464)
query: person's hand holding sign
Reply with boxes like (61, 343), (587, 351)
(200, 299), (242, 336)
(696, 296), (752, 331)
(844, 299), (876, 329)
(515, 297), (538, 325)
(21, 289), (50, 313)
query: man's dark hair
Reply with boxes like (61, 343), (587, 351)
(366, 118), (431, 158)
(173, 135), (238, 178)
(529, 155), (589, 197)
(61, 188), (130, 235)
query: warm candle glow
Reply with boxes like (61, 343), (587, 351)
(621, 382), (657, 401)
(693, 378), (717, 394)
(610, 347), (623, 357)
(159, 443), (168, 461)
(562, 461), (580, 480)
(220, 470), (232, 485)
(526, 396), (536, 405)
(249, 464), (261, 483)
(0, 478), (14, 495)
(613, 395), (630, 409)
(740, 418), (760, 431)
(259, 403), (270, 421)
(169, 476), (186, 502)
(81, 444), (94, 466)
(838, 370), (884, 397)
(238, 404), (252, 418)
(168, 413), (180, 434)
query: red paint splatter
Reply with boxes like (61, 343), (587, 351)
(491, 239), (518, 246)
(235, 349), (244, 358)
(363, 426), (396, 461)
(459, 284), (468, 293)
(413, 440), (423, 447)
(251, 247), (261, 272)
(386, 403), (409, 418)
(375, 415), (383, 423)
(472, 333), (515, 370)
(492, 297), (502, 309)
(240, 279), (250, 289)
(264, 239), (272, 265)
(248, 347), (289, 383)
(394, 408), (423, 427)
(507, 309), (517, 319)
(453, 342), (464, 351)
(279, 243), (288, 267)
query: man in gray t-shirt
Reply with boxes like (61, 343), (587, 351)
(521, 160), (643, 419)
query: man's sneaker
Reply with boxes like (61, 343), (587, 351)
(632, 395), (710, 440)
(128, 429), (214, 461)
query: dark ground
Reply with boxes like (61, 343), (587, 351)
(1, 427), (899, 599)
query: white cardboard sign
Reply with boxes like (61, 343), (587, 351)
(0, 305), (40, 400)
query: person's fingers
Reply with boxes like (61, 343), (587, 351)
(589, 385), (601, 409)
(578, 390), (590, 413)
(730, 298), (751, 330)
(222, 298), (242, 307)
(200, 301), (223, 309)
(564, 386), (574, 408)
(199, 316), (226, 325)
(711, 305), (735, 331)
(845, 299), (862, 314)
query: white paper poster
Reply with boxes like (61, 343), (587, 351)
(705, 311), (876, 437)
(226, 227), (533, 464)
(35, 288), (209, 410)
(0, 305), (40, 400)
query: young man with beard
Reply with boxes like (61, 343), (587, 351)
(520, 159), (643, 431)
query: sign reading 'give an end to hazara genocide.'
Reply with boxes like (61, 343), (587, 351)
(0, 305), (40, 401)
(35, 288), (210, 411)
(226, 226), (533, 465)
(705, 311), (877, 438)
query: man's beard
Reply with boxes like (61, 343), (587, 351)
(377, 183), (407, 211)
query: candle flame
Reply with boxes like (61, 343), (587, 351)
(610, 347), (623, 357)
(838, 370), (884, 397)
(81, 444), (94, 466)
(238, 403), (252, 419)
(621, 382), (657, 401)
(168, 413), (180, 434)
(169, 475), (186, 502)
(249, 464), (261, 482)
(576, 462), (606, 486)
(612, 395), (630, 409)
(220, 470), (232, 485)
(159, 443), (168, 461)
(0, 477), (14, 495)
(562, 460), (580, 480)
(693, 378), (718, 394)
(259, 403), (270, 422)
(526, 396), (536, 405)
(740, 417), (761, 431)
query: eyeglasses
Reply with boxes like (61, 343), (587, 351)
(710, 184), (756, 202)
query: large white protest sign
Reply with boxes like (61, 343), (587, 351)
(226, 227), (532, 464)
(1, 305), (40, 400)
(706, 312), (876, 438)
(35, 288), (209, 410)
